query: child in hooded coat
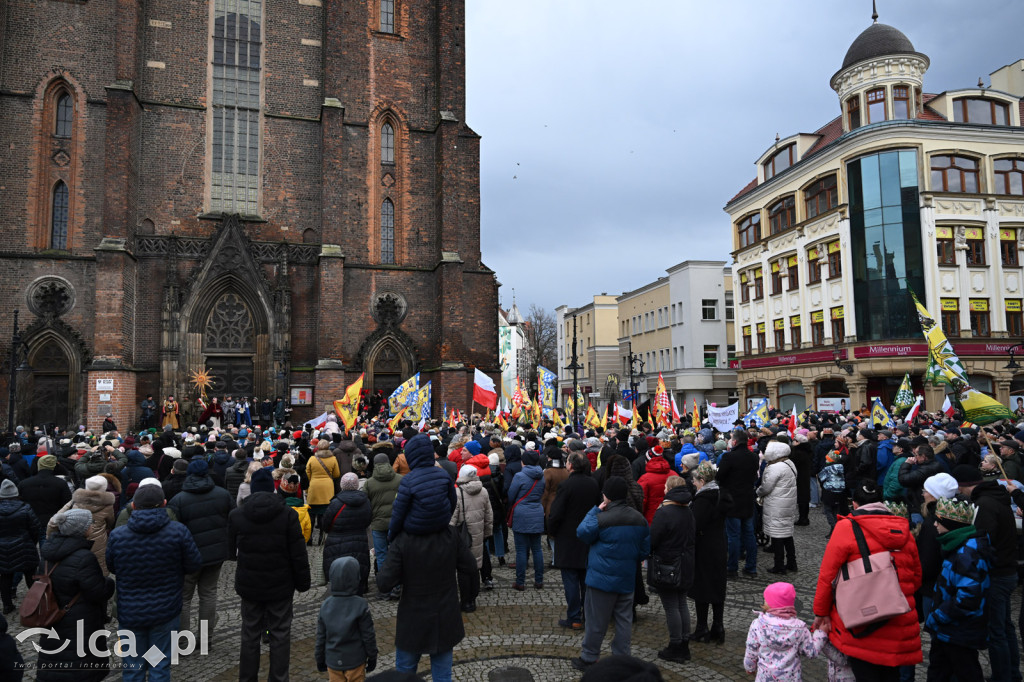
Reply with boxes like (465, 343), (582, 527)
(744, 582), (826, 682)
(315, 556), (378, 680)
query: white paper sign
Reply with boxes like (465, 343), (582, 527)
(95, 379), (114, 391)
(99, 393), (111, 402)
(707, 402), (740, 432)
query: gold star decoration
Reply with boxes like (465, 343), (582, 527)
(190, 368), (216, 401)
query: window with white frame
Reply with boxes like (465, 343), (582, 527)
(702, 299), (718, 320)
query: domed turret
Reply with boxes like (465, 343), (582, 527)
(841, 22), (917, 71)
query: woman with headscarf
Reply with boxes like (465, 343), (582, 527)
(322, 473), (373, 595)
(35, 509), (114, 682)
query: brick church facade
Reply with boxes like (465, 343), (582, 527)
(0, 0), (498, 430)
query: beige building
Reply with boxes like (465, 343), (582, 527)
(725, 14), (1024, 413)
(554, 295), (620, 411)
(617, 278), (672, 404)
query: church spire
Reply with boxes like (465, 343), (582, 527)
(872, 0), (878, 23)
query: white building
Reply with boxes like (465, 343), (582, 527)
(499, 301), (528, 408)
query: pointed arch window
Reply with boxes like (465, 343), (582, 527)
(51, 181), (69, 250)
(55, 93), (73, 138)
(381, 122), (395, 164)
(381, 199), (395, 264)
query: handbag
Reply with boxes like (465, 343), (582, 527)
(832, 517), (911, 635)
(456, 488), (472, 548)
(314, 455), (340, 495)
(648, 554), (682, 589)
(505, 479), (539, 528)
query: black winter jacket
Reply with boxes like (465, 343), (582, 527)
(322, 490), (373, 594)
(547, 472), (600, 570)
(970, 480), (1018, 576)
(228, 491), (311, 602)
(377, 526), (477, 655)
(224, 460), (249, 501)
(162, 473), (186, 502)
(17, 471), (71, 529)
(168, 474), (235, 565)
(35, 535), (114, 682)
(648, 486), (695, 593)
(897, 458), (945, 512)
(717, 444), (759, 518)
(0, 499), (41, 573)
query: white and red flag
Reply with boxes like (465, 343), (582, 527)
(473, 368), (498, 410)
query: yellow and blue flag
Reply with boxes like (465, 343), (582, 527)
(871, 398), (895, 428)
(388, 373), (420, 416)
(742, 398), (769, 428)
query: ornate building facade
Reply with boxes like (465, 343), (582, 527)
(725, 13), (1024, 412)
(0, 0), (498, 430)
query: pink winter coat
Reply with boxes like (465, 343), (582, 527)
(743, 612), (827, 681)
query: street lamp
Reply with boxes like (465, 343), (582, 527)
(627, 341), (646, 405)
(1004, 343), (1024, 370)
(7, 309), (31, 433)
(833, 342), (854, 376)
(564, 314), (583, 431)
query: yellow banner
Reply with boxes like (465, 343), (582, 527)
(831, 307), (844, 320)
(790, 315), (801, 326)
(743, 325), (751, 335)
(740, 272), (748, 283)
(964, 227), (983, 240)
(756, 322), (766, 333)
(773, 319), (784, 330)
(808, 246), (819, 260)
(1006, 299), (1022, 312)
(771, 262), (780, 273)
(811, 311), (824, 323)
(941, 298), (958, 311)
(936, 226), (953, 239)
(787, 255), (798, 267)
(755, 267), (763, 278)
(1000, 228), (1016, 241)
(969, 299), (988, 312)
(828, 241), (841, 254)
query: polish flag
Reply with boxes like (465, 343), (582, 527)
(670, 396), (681, 423)
(472, 368), (498, 410)
(941, 395), (955, 418)
(303, 411), (331, 430)
(905, 397), (923, 423)
(617, 403), (633, 425)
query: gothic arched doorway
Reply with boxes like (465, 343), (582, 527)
(28, 341), (71, 428)
(203, 292), (256, 397)
(363, 336), (416, 397)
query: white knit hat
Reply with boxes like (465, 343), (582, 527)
(459, 464), (478, 480)
(85, 475), (107, 492)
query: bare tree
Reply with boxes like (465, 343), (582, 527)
(523, 304), (557, 396)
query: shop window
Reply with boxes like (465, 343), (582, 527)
(778, 381), (806, 413)
(972, 375), (994, 398)
(746, 382), (768, 402)
(703, 346), (718, 368)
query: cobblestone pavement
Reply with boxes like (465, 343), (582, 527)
(11, 510), (1019, 681)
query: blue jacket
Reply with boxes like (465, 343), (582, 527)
(388, 435), (456, 540)
(674, 443), (705, 472)
(925, 527), (991, 649)
(577, 501), (650, 594)
(106, 507), (202, 628)
(875, 439), (895, 487)
(121, 449), (155, 489)
(506, 465), (545, 533)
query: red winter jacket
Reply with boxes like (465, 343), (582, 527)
(637, 457), (679, 524)
(813, 504), (922, 667)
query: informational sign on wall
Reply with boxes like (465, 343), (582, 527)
(290, 387), (313, 406)
(99, 393), (111, 402)
(96, 379), (114, 391)
(816, 397), (849, 413)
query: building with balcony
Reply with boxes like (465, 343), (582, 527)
(725, 13), (1024, 412)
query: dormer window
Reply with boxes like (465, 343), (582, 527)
(892, 86), (910, 120)
(846, 96), (861, 130)
(764, 144), (794, 181)
(768, 196), (795, 235)
(866, 88), (886, 124)
(953, 97), (1009, 126)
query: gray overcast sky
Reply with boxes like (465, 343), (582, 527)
(465, 0), (1024, 314)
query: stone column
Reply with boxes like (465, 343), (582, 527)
(847, 379), (868, 413)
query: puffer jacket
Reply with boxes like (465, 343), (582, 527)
(35, 534), (115, 682)
(315, 556), (378, 673)
(596, 455), (644, 513)
(813, 505), (922, 666)
(323, 490), (373, 594)
(502, 444), (523, 495)
(0, 498), (41, 572)
(577, 500), (650, 594)
(482, 468), (505, 536)
(743, 613), (827, 681)
(364, 463), (402, 532)
(925, 527), (992, 649)
(228, 491), (311, 602)
(17, 470), (72, 529)
(167, 473), (235, 566)
(120, 450), (155, 489)
(756, 443), (798, 539)
(506, 464), (545, 534)
(637, 456), (679, 523)
(969, 480), (1018, 576)
(106, 508), (202, 628)
(451, 476), (493, 568)
(388, 434), (456, 540)
(674, 442), (705, 472)
(209, 449), (232, 488)
(47, 488), (116, 574)
(224, 459), (249, 501)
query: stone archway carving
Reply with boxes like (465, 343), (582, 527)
(161, 215), (288, 405)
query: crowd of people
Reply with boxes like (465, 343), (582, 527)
(0, 399), (1021, 682)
